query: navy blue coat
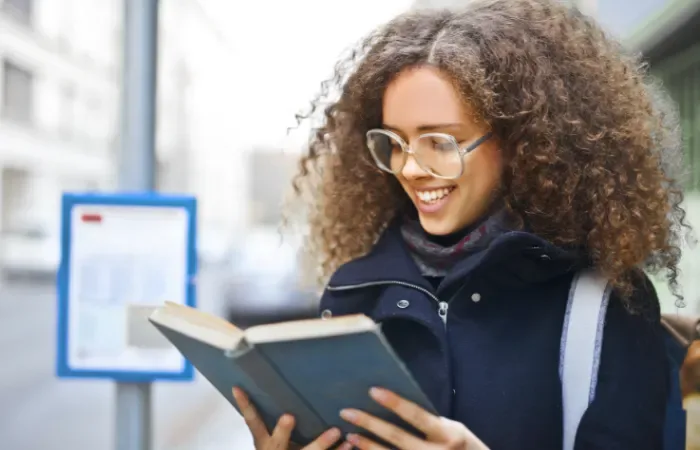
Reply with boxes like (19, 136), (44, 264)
(319, 221), (669, 450)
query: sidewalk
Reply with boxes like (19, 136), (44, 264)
(172, 395), (254, 450)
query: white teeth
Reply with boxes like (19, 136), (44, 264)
(416, 187), (453, 203)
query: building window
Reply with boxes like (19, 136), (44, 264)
(59, 83), (76, 139)
(1, 167), (32, 234)
(2, 0), (33, 25)
(85, 94), (105, 141)
(1, 60), (34, 125)
(249, 150), (298, 226)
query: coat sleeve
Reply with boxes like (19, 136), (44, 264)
(574, 274), (669, 450)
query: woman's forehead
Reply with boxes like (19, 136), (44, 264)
(382, 66), (481, 134)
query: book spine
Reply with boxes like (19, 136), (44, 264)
(233, 345), (328, 442)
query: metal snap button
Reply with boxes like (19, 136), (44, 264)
(471, 293), (481, 303)
(321, 309), (332, 319)
(397, 299), (410, 309)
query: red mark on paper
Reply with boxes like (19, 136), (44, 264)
(81, 213), (102, 223)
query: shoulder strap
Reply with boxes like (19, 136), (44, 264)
(560, 269), (611, 450)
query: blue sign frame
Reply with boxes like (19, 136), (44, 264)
(56, 191), (197, 382)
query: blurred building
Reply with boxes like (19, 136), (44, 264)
(0, 0), (246, 273)
(0, 0), (118, 273)
(624, 0), (700, 191)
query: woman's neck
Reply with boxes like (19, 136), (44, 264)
(399, 207), (504, 277)
(425, 221), (483, 247)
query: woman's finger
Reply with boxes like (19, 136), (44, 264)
(301, 427), (343, 450)
(340, 408), (424, 449)
(369, 387), (447, 441)
(232, 387), (270, 444)
(269, 414), (295, 448)
(345, 433), (390, 450)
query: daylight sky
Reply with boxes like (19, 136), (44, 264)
(194, 0), (415, 152)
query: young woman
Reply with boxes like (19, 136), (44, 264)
(233, 0), (690, 448)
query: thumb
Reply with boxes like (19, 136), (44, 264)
(438, 417), (490, 449)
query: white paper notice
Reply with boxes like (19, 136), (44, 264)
(67, 204), (189, 373)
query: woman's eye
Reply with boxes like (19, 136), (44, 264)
(433, 140), (453, 151)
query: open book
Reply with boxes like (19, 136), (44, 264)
(148, 302), (435, 445)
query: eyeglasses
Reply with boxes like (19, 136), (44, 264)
(366, 129), (493, 180)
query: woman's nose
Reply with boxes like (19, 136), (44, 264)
(401, 153), (430, 180)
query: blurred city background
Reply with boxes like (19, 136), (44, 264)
(0, 0), (698, 449)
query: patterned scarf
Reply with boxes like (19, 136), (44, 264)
(400, 210), (507, 277)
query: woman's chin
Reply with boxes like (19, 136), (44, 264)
(417, 214), (460, 236)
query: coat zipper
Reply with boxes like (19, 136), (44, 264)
(326, 280), (450, 327)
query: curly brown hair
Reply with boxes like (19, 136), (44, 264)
(287, 0), (691, 307)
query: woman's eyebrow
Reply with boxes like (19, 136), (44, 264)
(382, 123), (464, 133)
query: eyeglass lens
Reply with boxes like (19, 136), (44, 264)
(367, 131), (463, 178)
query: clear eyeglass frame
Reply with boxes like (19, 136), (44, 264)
(365, 129), (494, 180)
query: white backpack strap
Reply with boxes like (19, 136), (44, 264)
(560, 269), (611, 450)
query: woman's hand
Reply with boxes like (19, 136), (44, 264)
(232, 387), (343, 450)
(339, 387), (489, 449)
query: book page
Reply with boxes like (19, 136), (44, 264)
(244, 314), (376, 344)
(66, 204), (190, 373)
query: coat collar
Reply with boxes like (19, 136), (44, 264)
(327, 219), (588, 292)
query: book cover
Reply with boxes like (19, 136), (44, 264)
(148, 303), (435, 445)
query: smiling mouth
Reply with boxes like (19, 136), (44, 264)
(415, 186), (456, 204)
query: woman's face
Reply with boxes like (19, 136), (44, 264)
(381, 66), (503, 235)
